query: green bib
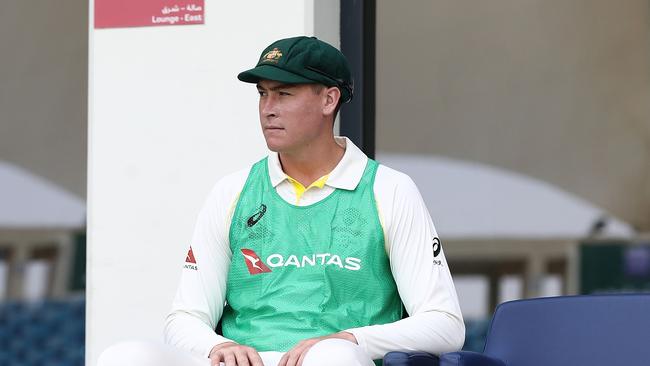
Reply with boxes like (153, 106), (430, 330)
(221, 157), (402, 353)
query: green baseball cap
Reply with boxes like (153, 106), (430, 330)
(238, 36), (354, 103)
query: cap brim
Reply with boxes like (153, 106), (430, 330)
(238, 64), (315, 84)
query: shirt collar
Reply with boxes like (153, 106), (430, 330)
(267, 136), (369, 190)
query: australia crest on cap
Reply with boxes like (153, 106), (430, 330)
(261, 48), (283, 63)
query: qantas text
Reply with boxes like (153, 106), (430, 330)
(265, 253), (362, 271)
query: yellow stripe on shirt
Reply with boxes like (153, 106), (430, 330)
(286, 174), (330, 204)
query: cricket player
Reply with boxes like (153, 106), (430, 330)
(98, 36), (464, 366)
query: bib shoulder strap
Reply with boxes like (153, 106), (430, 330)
(358, 158), (380, 189)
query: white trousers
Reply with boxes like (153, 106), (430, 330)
(97, 339), (375, 366)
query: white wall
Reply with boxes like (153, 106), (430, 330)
(376, 0), (650, 230)
(87, 1), (339, 364)
(0, 0), (87, 198)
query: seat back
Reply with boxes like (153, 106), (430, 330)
(483, 294), (650, 366)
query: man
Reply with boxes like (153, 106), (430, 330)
(99, 36), (464, 366)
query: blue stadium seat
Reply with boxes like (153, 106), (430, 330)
(462, 319), (489, 353)
(0, 299), (85, 366)
(439, 294), (650, 366)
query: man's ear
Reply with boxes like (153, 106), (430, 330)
(323, 86), (341, 117)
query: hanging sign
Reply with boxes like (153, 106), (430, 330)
(95, 0), (204, 29)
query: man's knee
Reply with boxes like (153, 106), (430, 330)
(302, 339), (374, 366)
(97, 340), (171, 366)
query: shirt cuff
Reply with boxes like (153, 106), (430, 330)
(344, 328), (371, 358)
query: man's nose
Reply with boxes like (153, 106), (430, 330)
(261, 95), (278, 117)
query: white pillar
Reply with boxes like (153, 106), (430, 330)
(8, 240), (30, 299)
(525, 252), (546, 298)
(566, 242), (580, 295)
(51, 232), (74, 298)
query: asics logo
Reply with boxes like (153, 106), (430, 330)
(432, 237), (441, 257)
(246, 204), (267, 227)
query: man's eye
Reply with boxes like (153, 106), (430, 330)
(258, 91), (266, 97)
(279, 91), (291, 96)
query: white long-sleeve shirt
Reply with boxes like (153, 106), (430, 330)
(164, 137), (465, 360)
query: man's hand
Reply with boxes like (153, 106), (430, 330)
(277, 332), (358, 366)
(209, 342), (264, 366)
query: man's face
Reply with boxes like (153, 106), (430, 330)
(257, 79), (328, 153)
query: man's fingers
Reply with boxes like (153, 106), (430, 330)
(287, 344), (312, 366)
(223, 352), (237, 366)
(210, 352), (223, 366)
(277, 352), (289, 366)
(234, 350), (250, 366)
(247, 349), (265, 366)
(279, 350), (300, 366)
(285, 353), (300, 366)
(279, 339), (322, 366)
(209, 344), (265, 366)
(296, 341), (317, 366)
(296, 349), (309, 366)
